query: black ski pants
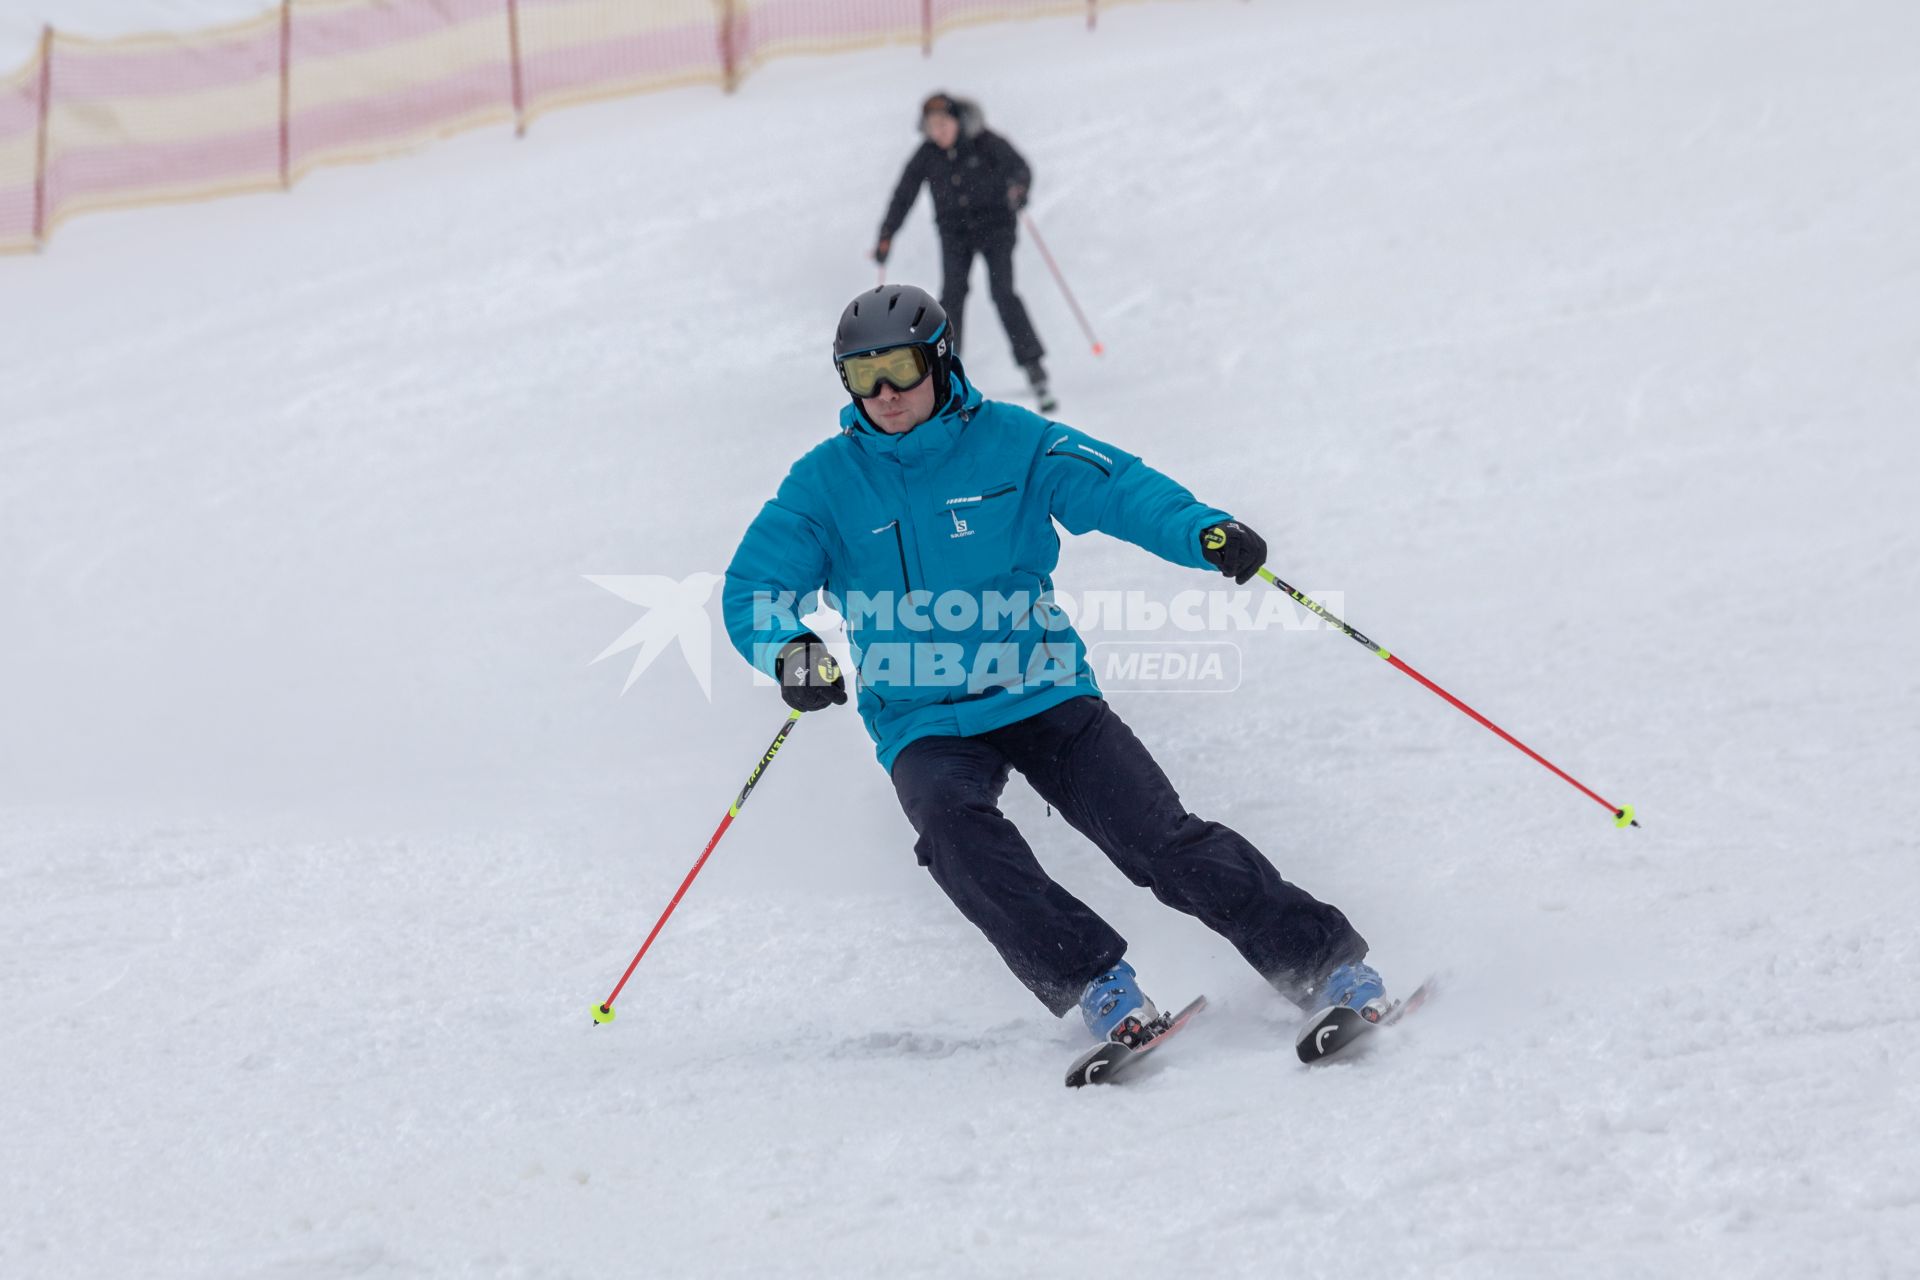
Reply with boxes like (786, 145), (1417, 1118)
(938, 220), (1045, 368)
(889, 695), (1366, 1016)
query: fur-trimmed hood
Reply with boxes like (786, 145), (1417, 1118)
(921, 91), (986, 141)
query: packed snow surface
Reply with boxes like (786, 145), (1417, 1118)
(4, 1), (1918, 1276)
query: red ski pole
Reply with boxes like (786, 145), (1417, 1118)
(1247, 559), (1638, 828)
(592, 709), (805, 1024)
(1021, 211), (1104, 356)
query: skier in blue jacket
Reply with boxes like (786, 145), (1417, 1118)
(723, 284), (1383, 1049)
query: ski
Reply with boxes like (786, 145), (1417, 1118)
(1064, 996), (1206, 1088)
(1294, 974), (1438, 1066)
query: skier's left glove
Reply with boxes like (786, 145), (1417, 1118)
(1200, 522), (1268, 585)
(775, 632), (848, 713)
(1006, 184), (1028, 212)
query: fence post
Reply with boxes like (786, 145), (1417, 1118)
(32, 25), (52, 248)
(922, 0), (933, 57)
(719, 0), (739, 94)
(506, 0), (527, 136)
(1087, 0), (1097, 33)
(279, 1), (292, 187)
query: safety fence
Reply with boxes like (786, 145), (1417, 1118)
(0, 0), (1162, 255)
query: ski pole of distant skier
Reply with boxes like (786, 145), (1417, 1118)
(592, 709), (805, 1024)
(1250, 561), (1638, 829)
(1020, 212), (1104, 356)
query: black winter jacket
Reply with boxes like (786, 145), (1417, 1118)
(878, 99), (1032, 240)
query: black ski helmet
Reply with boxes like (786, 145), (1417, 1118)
(833, 284), (953, 404)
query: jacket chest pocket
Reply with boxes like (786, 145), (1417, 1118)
(925, 483), (1019, 584)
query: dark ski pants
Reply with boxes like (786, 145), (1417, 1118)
(889, 696), (1366, 1016)
(939, 222), (1045, 368)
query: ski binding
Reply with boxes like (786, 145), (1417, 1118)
(1294, 975), (1438, 1065)
(1065, 996), (1206, 1088)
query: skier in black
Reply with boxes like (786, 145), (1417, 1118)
(872, 93), (1054, 411)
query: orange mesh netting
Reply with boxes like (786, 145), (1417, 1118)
(0, 0), (1151, 253)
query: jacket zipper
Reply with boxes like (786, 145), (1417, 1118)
(935, 483), (1018, 515)
(890, 520), (913, 594)
(1046, 439), (1113, 477)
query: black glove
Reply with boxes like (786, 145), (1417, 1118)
(873, 237), (892, 266)
(1006, 184), (1028, 212)
(775, 632), (848, 713)
(1200, 522), (1267, 585)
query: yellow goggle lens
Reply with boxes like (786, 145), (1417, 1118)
(840, 346), (931, 397)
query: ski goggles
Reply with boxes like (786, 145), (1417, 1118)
(837, 344), (932, 398)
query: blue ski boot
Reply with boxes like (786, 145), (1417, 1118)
(1311, 960), (1389, 1021)
(1295, 960), (1398, 1063)
(1078, 960), (1160, 1048)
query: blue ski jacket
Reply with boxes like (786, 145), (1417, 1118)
(722, 367), (1234, 771)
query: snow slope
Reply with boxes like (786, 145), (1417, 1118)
(4, 1), (1919, 1276)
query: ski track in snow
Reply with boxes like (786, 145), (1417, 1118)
(4, 0), (1920, 1276)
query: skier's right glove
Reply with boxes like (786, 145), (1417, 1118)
(1200, 522), (1268, 585)
(775, 632), (848, 713)
(872, 238), (892, 266)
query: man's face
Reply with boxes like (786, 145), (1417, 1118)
(861, 372), (940, 435)
(925, 111), (959, 150)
